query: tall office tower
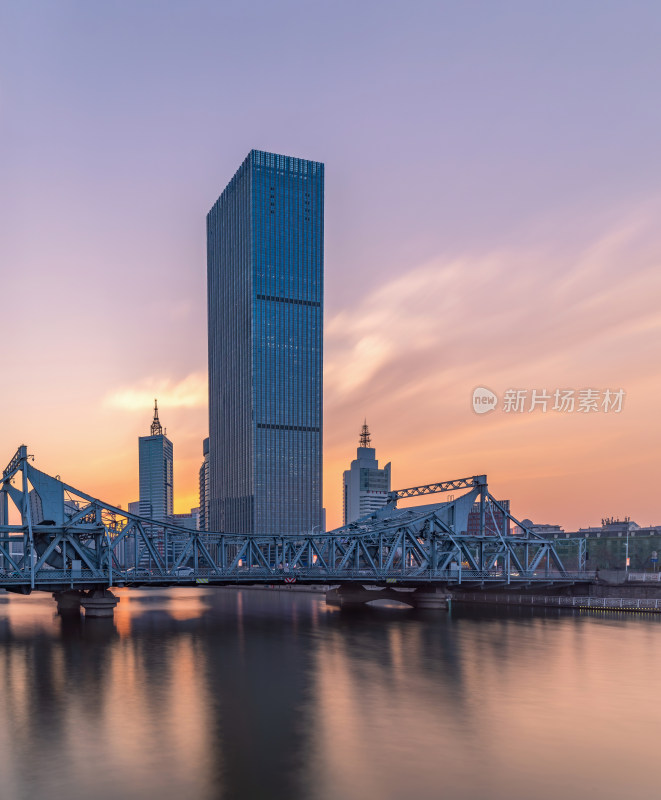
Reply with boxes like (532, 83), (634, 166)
(207, 149), (324, 535)
(343, 422), (391, 524)
(199, 437), (210, 531)
(138, 400), (174, 521)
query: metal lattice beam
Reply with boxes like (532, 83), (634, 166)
(388, 475), (487, 501)
(0, 447), (591, 592)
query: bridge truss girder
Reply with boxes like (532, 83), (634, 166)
(0, 446), (588, 591)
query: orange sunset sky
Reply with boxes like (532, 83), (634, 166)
(2, 3), (660, 531)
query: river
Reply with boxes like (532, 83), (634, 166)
(0, 586), (658, 800)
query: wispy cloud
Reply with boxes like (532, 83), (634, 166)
(105, 372), (207, 411)
(322, 209), (661, 527)
(325, 211), (661, 414)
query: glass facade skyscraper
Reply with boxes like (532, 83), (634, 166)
(199, 436), (209, 531)
(138, 402), (174, 522)
(207, 150), (323, 535)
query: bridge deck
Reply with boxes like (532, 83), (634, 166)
(0, 568), (592, 593)
(1, 447), (592, 598)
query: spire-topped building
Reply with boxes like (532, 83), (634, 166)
(342, 422), (391, 525)
(138, 400), (173, 521)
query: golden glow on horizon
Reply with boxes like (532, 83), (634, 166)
(106, 372), (207, 412)
(2, 211), (660, 532)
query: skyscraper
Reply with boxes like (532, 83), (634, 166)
(343, 422), (391, 524)
(199, 436), (209, 531)
(138, 400), (173, 521)
(207, 149), (324, 535)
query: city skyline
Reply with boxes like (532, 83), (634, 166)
(2, 3), (661, 530)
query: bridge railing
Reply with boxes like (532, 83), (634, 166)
(109, 567), (591, 582)
(0, 564), (594, 586)
(0, 569), (100, 583)
(456, 593), (661, 612)
(627, 572), (661, 582)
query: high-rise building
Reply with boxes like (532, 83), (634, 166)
(207, 149), (324, 535)
(138, 400), (173, 521)
(466, 500), (510, 535)
(199, 436), (210, 531)
(343, 422), (391, 524)
(169, 510), (199, 530)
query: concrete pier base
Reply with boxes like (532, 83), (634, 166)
(53, 590), (83, 615)
(413, 588), (449, 610)
(80, 590), (120, 618)
(325, 587), (368, 609)
(326, 585), (449, 611)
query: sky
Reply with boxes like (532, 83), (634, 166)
(2, 0), (660, 530)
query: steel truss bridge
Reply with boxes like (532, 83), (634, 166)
(0, 446), (591, 614)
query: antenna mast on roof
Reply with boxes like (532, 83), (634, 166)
(359, 420), (371, 447)
(151, 399), (163, 436)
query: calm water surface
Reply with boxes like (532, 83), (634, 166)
(0, 586), (659, 800)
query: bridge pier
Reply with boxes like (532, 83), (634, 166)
(412, 588), (449, 610)
(326, 585), (449, 611)
(80, 589), (120, 618)
(325, 586), (368, 609)
(53, 590), (83, 616)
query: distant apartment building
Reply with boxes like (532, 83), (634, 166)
(520, 521), (564, 536)
(577, 517), (639, 536)
(199, 437), (209, 531)
(343, 423), (391, 524)
(169, 510), (199, 531)
(466, 499), (511, 535)
(138, 401), (173, 521)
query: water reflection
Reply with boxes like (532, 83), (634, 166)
(0, 588), (659, 800)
